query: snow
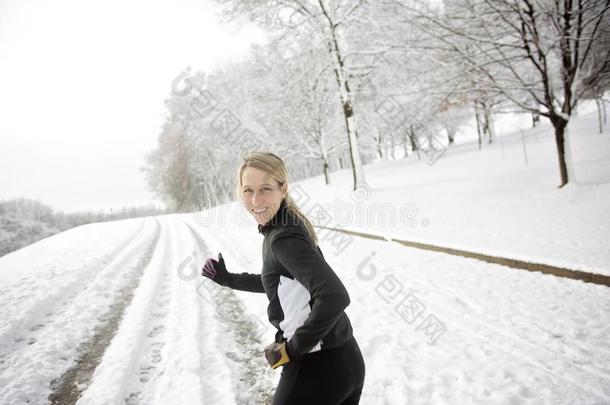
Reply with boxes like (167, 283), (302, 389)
(0, 111), (609, 404)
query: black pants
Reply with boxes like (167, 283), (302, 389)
(272, 336), (366, 405)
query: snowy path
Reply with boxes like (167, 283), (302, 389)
(0, 215), (275, 405)
(0, 217), (159, 404)
(184, 221), (275, 404)
(75, 215), (274, 405)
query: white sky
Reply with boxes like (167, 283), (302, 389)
(0, 0), (265, 213)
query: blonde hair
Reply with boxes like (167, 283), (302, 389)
(236, 151), (318, 245)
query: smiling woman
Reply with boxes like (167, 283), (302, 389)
(236, 152), (319, 243)
(240, 168), (286, 226)
(200, 151), (366, 405)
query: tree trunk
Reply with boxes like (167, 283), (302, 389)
(376, 127), (384, 159)
(474, 101), (482, 150)
(321, 6), (367, 191)
(596, 97), (604, 134)
(447, 129), (455, 145)
(532, 111), (540, 127)
(320, 132), (331, 185)
(323, 160), (330, 185)
(483, 105), (494, 144)
(409, 125), (421, 161)
(551, 116), (571, 187)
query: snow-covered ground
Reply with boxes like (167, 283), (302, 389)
(0, 110), (609, 404)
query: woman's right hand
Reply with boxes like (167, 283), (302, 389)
(201, 252), (231, 286)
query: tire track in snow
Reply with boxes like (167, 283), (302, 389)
(121, 271), (172, 405)
(75, 217), (176, 405)
(0, 217), (159, 404)
(48, 218), (162, 405)
(121, 218), (195, 405)
(0, 217), (148, 367)
(183, 221), (275, 405)
(77, 215), (247, 405)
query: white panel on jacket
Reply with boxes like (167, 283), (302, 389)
(277, 275), (322, 353)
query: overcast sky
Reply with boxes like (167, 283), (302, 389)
(0, 0), (265, 213)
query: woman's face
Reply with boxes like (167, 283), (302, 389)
(240, 166), (287, 226)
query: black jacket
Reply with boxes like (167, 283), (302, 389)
(225, 199), (353, 358)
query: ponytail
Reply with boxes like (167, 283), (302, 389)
(284, 194), (318, 246)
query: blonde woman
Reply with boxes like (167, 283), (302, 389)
(201, 152), (365, 404)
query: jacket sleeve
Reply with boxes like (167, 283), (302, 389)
(227, 272), (265, 293)
(271, 235), (351, 357)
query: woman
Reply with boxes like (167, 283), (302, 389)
(201, 151), (365, 405)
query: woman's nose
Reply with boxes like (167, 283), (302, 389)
(251, 191), (263, 205)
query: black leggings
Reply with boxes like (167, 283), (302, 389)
(272, 336), (366, 405)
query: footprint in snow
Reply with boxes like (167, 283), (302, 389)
(125, 391), (141, 405)
(147, 325), (165, 338)
(152, 311), (169, 319)
(138, 365), (155, 383)
(226, 351), (247, 362)
(29, 323), (45, 332)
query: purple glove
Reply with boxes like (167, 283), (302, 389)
(201, 252), (231, 286)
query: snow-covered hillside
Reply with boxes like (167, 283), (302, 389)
(291, 109), (610, 276)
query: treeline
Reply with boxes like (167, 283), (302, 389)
(143, 0), (610, 212)
(0, 198), (167, 257)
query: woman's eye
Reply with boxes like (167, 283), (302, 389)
(243, 187), (271, 194)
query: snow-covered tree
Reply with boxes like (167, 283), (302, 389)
(213, 0), (373, 192)
(394, 0), (610, 187)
